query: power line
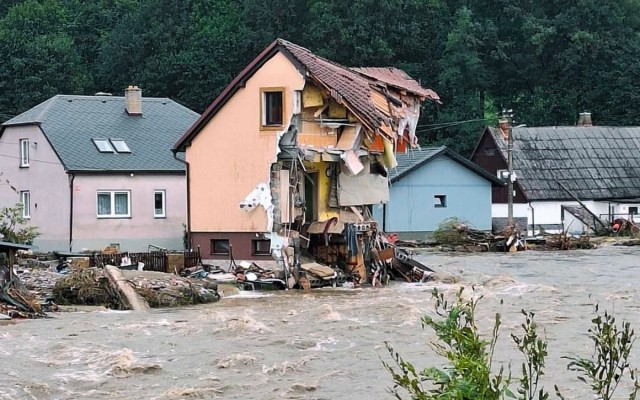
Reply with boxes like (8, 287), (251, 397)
(415, 118), (488, 133)
(415, 118), (487, 129)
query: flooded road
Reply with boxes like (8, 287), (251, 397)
(2, 246), (640, 399)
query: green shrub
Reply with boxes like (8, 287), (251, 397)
(384, 288), (639, 400)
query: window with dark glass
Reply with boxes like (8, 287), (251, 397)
(211, 239), (230, 255)
(154, 190), (166, 218)
(261, 89), (284, 127)
(434, 195), (447, 208)
(252, 239), (271, 255)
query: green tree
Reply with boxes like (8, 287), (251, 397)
(0, 0), (87, 119)
(0, 204), (39, 245)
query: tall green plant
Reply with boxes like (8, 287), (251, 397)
(557, 304), (639, 400)
(512, 310), (549, 400)
(383, 287), (513, 399)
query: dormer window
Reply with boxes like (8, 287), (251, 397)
(110, 139), (131, 153)
(93, 138), (114, 153)
(260, 88), (284, 129)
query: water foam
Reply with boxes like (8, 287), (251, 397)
(262, 355), (316, 375)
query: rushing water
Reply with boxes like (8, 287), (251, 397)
(1, 246), (640, 400)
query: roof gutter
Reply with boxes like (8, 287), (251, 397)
(172, 150), (191, 250)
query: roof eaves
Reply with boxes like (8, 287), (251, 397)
(442, 148), (506, 186)
(390, 146), (447, 183)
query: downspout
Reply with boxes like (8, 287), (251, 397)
(172, 151), (191, 250)
(382, 203), (387, 232)
(69, 173), (75, 252)
(529, 202), (535, 236)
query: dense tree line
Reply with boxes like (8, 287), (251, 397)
(1, 0), (640, 155)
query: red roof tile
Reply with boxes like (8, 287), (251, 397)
(352, 67), (440, 102)
(278, 39), (384, 131)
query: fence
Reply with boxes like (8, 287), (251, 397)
(90, 247), (202, 273)
(91, 251), (168, 272)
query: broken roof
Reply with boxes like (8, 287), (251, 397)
(2, 95), (199, 173)
(173, 38), (438, 152)
(351, 67), (440, 101)
(485, 126), (640, 200)
(391, 146), (504, 185)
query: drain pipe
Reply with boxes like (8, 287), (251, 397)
(172, 151), (191, 250)
(529, 201), (535, 236)
(68, 173), (75, 251)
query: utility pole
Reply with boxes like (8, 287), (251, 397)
(500, 109), (514, 226)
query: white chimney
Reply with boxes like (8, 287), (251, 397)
(125, 85), (142, 115)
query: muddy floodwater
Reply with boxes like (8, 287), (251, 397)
(2, 246), (640, 399)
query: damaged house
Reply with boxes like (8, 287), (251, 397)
(471, 114), (640, 235)
(173, 39), (439, 283)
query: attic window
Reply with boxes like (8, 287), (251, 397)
(110, 139), (131, 153)
(93, 138), (114, 153)
(260, 88), (284, 129)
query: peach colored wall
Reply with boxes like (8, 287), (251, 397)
(187, 52), (304, 232)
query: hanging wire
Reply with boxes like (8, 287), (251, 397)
(414, 118), (488, 133)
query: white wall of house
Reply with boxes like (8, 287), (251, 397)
(491, 203), (529, 220)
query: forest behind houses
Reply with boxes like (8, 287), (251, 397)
(1, 0), (640, 155)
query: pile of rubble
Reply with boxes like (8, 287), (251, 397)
(54, 267), (220, 309)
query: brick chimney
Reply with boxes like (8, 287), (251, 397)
(498, 118), (509, 140)
(577, 112), (592, 127)
(125, 85), (142, 115)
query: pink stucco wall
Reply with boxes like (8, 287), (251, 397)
(0, 125), (187, 252)
(72, 174), (186, 251)
(0, 125), (70, 250)
(186, 52), (305, 233)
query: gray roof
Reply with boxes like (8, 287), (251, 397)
(391, 146), (504, 185)
(2, 95), (199, 172)
(488, 126), (640, 200)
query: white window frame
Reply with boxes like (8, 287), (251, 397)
(20, 139), (29, 167)
(20, 190), (30, 218)
(153, 190), (166, 218)
(96, 190), (131, 218)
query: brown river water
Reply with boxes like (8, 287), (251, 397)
(1, 246), (640, 400)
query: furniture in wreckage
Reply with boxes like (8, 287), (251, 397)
(0, 241), (32, 281)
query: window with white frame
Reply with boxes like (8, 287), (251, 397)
(20, 190), (30, 218)
(97, 190), (131, 218)
(20, 139), (29, 167)
(154, 190), (166, 218)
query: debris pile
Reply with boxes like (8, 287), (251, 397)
(540, 233), (596, 250)
(0, 266), (46, 319)
(429, 221), (526, 252)
(53, 267), (220, 309)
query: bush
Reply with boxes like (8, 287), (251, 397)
(0, 203), (39, 244)
(431, 218), (473, 246)
(384, 288), (639, 400)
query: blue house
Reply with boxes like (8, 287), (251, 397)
(373, 146), (504, 240)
